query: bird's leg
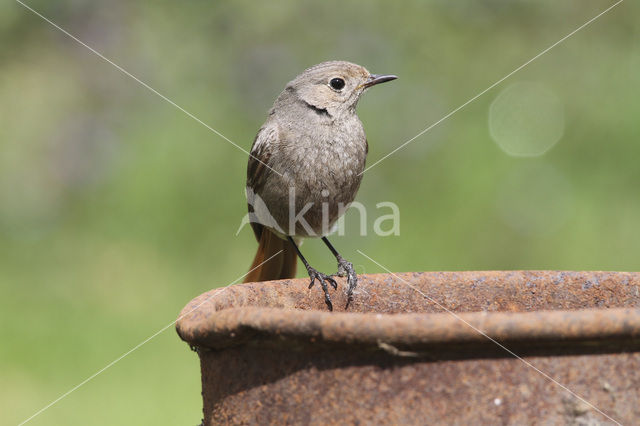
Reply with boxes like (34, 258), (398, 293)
(287, 237), (337, 311)
(322, 237), (357, 304)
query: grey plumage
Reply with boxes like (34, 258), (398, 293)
(244, 60), (396, 310)
(248, 61), (372, 236)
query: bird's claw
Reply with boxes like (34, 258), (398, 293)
(307, 267), (337, 311)
(336, 257), (358, 305)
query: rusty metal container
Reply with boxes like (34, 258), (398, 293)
(176, 271), (640, 425)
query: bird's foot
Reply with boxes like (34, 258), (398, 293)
(306, 266), (338, 311)
(335, 257), (358, 306)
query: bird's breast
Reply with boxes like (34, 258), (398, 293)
(261, 119), (367, 236)
(282, 122), (366, 200)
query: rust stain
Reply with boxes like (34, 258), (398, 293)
(177, 271), (640, 425)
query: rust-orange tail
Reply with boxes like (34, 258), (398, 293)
(244, 227), (297, 282)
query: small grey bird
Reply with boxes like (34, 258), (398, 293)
(244, 61), (396, 310)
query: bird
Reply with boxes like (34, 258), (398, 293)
(243, 60), (396, 310)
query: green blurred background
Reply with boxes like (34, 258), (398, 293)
(1, 0), (638, 424)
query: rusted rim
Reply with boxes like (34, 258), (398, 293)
(176, 271), (640, 352)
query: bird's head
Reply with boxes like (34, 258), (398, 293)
(285, 61), (397, 118)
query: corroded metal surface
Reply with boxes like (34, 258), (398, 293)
(176, 271), (640, 425)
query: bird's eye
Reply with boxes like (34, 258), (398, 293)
(329, 77), (345, 91)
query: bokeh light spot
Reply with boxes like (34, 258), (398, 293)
(489, 82), (564, 157)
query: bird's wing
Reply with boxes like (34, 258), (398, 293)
(246, 123), (280, 241)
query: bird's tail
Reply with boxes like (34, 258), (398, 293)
(244, 228), (297, 282)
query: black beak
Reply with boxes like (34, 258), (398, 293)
(362, 74), (398, 89)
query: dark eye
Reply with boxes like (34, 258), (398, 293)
(329, 77), (345, 90)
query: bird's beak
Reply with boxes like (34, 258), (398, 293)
(361, 74), (398, 89)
